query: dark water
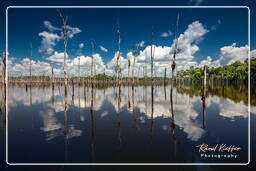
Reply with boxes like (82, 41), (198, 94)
(6, 84), (251, 164)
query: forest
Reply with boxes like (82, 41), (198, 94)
(176, 57), (256, 82)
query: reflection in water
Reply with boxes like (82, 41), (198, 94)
(8, 84), (249, 163)
(0, 83), (6, 128)
(170, 83), (178, 162)
(90, 82), (96, 162)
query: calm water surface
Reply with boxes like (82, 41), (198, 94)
(7, 84), (250, 163)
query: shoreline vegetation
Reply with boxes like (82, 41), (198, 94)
(5, 57), (256, 85)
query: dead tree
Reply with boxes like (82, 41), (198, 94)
(144, 52), (148, 82)
(58, 9), (68, 96)
(115, 22), (121, 86)
(201, 65), (207, 128)
(91, 41), (95, 85)
(164, 67), (167, 86)
(171, 14), (180, 88)
(132, 45), (138, 85)
(0, 51), (6, 84)
(51, 67), (55, 84)
(150, 26), (155, 147)
(29, 42), (32, 83)
(78, 45), (83, 83)
(78, 56), (81, 83)
(203, 65), (207, 88)
(128, 59), (131, 82)
(150, 26), (155, 83)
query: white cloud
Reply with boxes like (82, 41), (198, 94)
(38, 31), (61, 55)
(39, 21), (82, 55)
(212, 43), (249, 67)
(199, 56), (212, 67)
(66, 25), (82, 38)
(79, 43), (84, 49)
(8, 57), (52, 77)
(97, 21), (209, 77)
(106, 51), (127, 76)
(251, 49), (256, 58)
(121, 21), (209, 77)
(99, 45), (108, 52)
(12, 19), (253, 78)
(43, 21), (61, 32)
(160, 30), (173, 37)
(137, 40), (145, 47)
(68, 53), (106, 77)
(46, 51), (69, 63)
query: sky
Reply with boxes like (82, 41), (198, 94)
(0, 0), (255, 77)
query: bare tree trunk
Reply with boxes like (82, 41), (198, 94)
(1, 52), (6, 85)
(1, 51), (6, 124)
(58, 11), (69, 159)
(51, 67), (55, 84)
(164, 67), (167, 85)
(144, 56), (147, 83)
(78, 56), (80, 84)
(58, 10), (68, 96)
(171, 14), (180, 89)
(201, 65), (207, 128)
(150, 26), (155, 83)
(116, 23), (121, 86)
(29, 43), (32, 84)
(203, 65), (207, 88)
(128, 59), (131, 84)
(91, 41), (95, 86)
(132, 45), (138, 85)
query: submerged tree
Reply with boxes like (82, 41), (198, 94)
(132, 44), (138, 85)
(57, 9), (68, 95)
(115, 21), (121, 86)
(150, 26), (155, 82)
(128, 59), (131, 81)
(91, 41), (95, 84)
(29, 42), (32, 82)
(171, 14), (180, 87)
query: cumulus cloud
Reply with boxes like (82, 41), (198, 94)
(160, 30), (173, 37)
(251, 49), (256, 58)
(98, 20), (209, 77)
(12, 19), (252, 78)
(8, 57), (52, 77)
(212, 43), (249, 67)
(106, 51), (127, 76)
(38, 31), (61, 54)
(46, 51), (69, 63)
(199, 56), (212, 67)
(120, 21), (209, 77)
(99, 45), (108, 52)
(68, 53), (106, 77)
(39, 21), (82, 55)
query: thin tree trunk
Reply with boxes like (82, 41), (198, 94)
(58, 10), (68, 96)
(171, 14), (180, 89)
(29, 43), (32, 84)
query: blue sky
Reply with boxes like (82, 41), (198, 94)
(0, 0), (255, 77)
(7, 7), (248, 60)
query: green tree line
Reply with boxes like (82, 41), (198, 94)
(177, 58), (256, 81)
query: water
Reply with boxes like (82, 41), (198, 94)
(7, 84), (250, 164)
